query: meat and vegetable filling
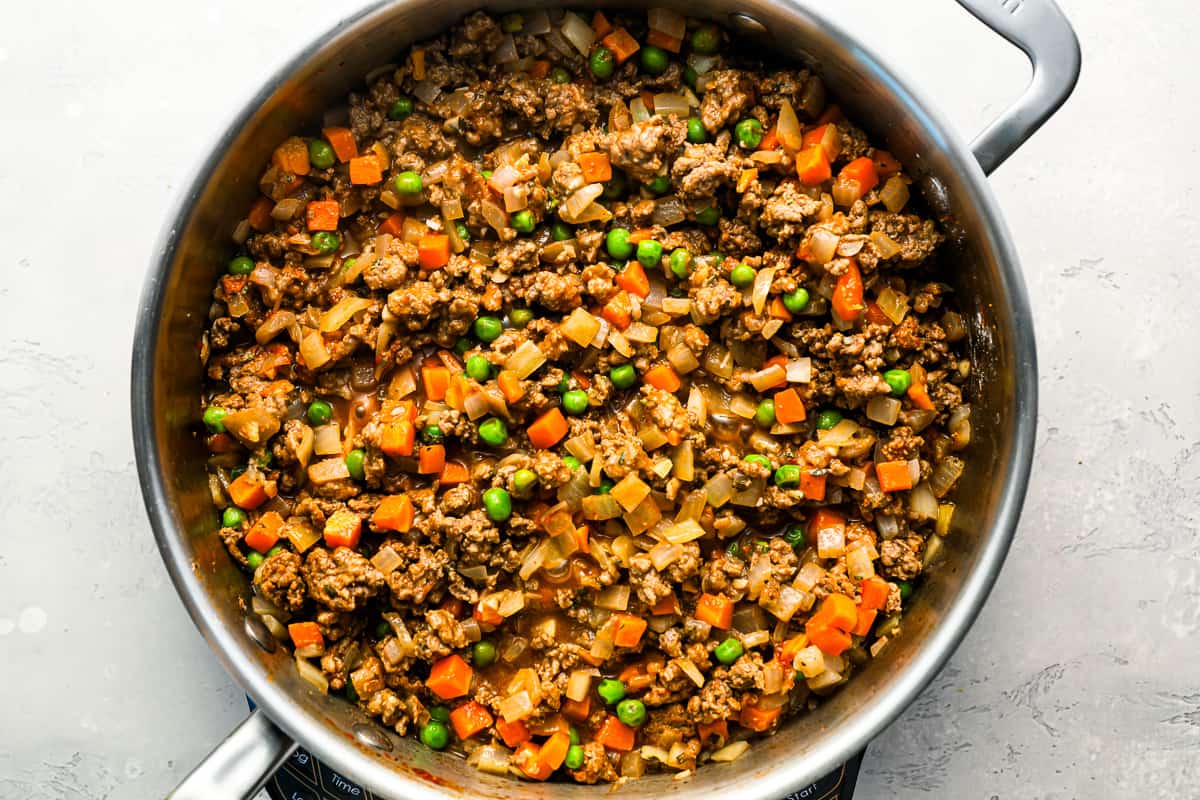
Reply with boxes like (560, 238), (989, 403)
(201, 8), (971, 784)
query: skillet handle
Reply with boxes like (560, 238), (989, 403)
(954, 0), (1081, 175)
(168, 708), (296, 800)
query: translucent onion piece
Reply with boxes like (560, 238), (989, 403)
(624, 322), (658, 344)
(777, 99), (803, 152)
(809, 228), (840, 264)
(846, 546), (875, 580)
(312, 423), (342, 456)
(686, 53), (718, 75)
(469, 745), (512, 776)
(817, 418), (860, 447)
(560, 308), (600, 348)
(686, 386), (707, 427)
(875, 513), (900, 540)
(260, 614), (289, 641)
(623, 495), (662, 535)
(560, 11), (595, 54)
(922, 533), (945, 569)
(271, 197), (304, 221)
(491, 33), (518, 64)
(319, 296), (372, 333)
(909, 481), (938, 520)
(557, 467), (592, 511)
(630, 97), (651, 123)
(564, 433), (596, 462)
(566, 670), (593, 702)
(652, 93), (690, 117)
(595, 584), (631, 611)
(710, 741), (750, 763)
(795, 645), (825, 679)
(703, 473), (734, 507)
(816, 526), (846, 559)
(651, 197), (687, 227)
(295, 655), (329, 694)
(503, 184), (528, 213)
(930, 457), (965, 498)
(481, 198), (509, 233)
(647, 7), (686, 38)
(704, 343), (734, 378)
(411, 79), (440, 104)
(255, 310), (295, 345)
(518, 540), (548, 580)
(611, 474), (651, 512)
(498, 589), (526, 618)
(871, 231), (902, 260)
(663, 520), (705, 545)
(672, 441), (694, 481)
(880, 176), (910, 212)
(499, 689), (534, 722)
(866, 396), (901, 426)
(794, 562), (825, 592)
(232, 218), (251, 244)
(504, 340), (546, 379)
(747, 555), (772, 599)
(751, 267), (775, 314)
(651, 456), (673, 478)
(561, 182), (604, 223)
(875, 286), (910, 325)
(371, 545), (402, 575)
(785, 358), (812, 383)
(675, 657), (705, 687)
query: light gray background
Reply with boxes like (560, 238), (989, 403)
(1, 1), (1196, 798)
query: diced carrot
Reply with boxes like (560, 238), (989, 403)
(323, 509), (362, 549)
(288, 621), (323, 651)
(650, 592), (678, 616)
(865, 301), (891, 326)
(737, 168), (759, 194)
(773, 387), (807, 424)
(831, 260), (864, 322)
(562, 696), (591, 722)
(640, 90), (656, 114)
(694, 593), (733, 630)
(474, 596), (504, 626)
(627, 227), (656, 244)
(762, 354), (789, 389)
(840, 157), (880, 195)
(515, 742), (554, 781)
(497, 370), (524, 404)
(738, 702), (783, 732)
(244, 511), (284, 553)
(409, 47), (426, 80)
(808, 593), (858, 633)
(795, 145), (831, 186)
(614, 261), (650, 298)
(859, 577), (890, 612)
(768, 296), (794, 321)
(642, 364), (681, 393)
(495, 717), (532, 748)
(449, 700), (493, 740)
(439, 460), (470, 486)
(527, 408), (569, 449)
(377, 211), (405, 237)
(348, 154), (382, 185)
(611, 613), (648, 647)
(872, 149), (902, 180)
(851, 608), (877, 637)
(601, 28), (640, 64)
(591, 10), (613, 37)
(305, 200), (340, 232)
(418, 444), (446, 475)
(444, 373), (468, 411)
(272, 136), (310, 175)
(646, 28), (682, 52)
(321, 127), (358, 162)
(537, 731), (571, 771)
(801, 124), (834, 154)
(380, 420), (415, 457)
(757, 125), (779, 152)
(248, 196), (274, 233)
(228, 472), (270, 510)
(777, 634), (809, 668)
(800, 470), (827, 501)
(876, 460), (914, 493)
(221, 275), (247, 296)
(529, 59), (551, 79)
(807, 507), (845, 547)
(426, 654), (473, 700)
(816, 104), (844, 125)
(807, 625), (851, 656)
(395, 399), (419, 423)
(417, 234), (450, 271)
(577, 151), (613, 184)
(601, 290), (633, 330)
(571, 370), (591, 390)
(422, 365), (451, 402)
(696, 720), (728, 744)
(574, 524), (590, 555)
(907, 380), (935, 411)
(665, 430), (681, 446)
(595, 716), (636, 751)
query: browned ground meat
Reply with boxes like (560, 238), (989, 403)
(203, 9), (971, 787)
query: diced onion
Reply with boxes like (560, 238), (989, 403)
(809, 228), (840, 264)
(785, 358), (812, 383)
(499, 690), (534, 722)
(596, 584), (631, 611)
(503, 184), (528, 213)
(560, 12), (595, 54)
(846, 546), (875, 580)
(255, 310), (295, 345)
(561, 182), (604, 223)
(504, 341), (546, 379)
(624, 496), (662, 535)
(319, 296), (372, 333)
(710, 741), (750, 763)
(751, 267), (775, 314)
(652, 93), (690, 117)
(746, 366), (785, 393)
(871, 231), (902, 260)
(909, 481), (939, 520)
(662, 520), (705, 545)
(370, 545), (402, 575)
(271, 197), (303, 221)
(630, 97), (650, 123)
(564, 433), (596, 463)
(807, 668), (844, 691)
(876, 513), (900, 540)
(922, 533), (945, 569)
(481, 198), (509, 233)
(703, 473), (734, 507)
(795, 645), (825, 678)
(648, 7), (686, 38)
(866, 396), (901, 426)
(686, 53), (719, 75)
(777, 99), (803, 152)
(566, 670), (593, 702)
(816, 526), (846, 559)
(817, 418), (860, 447)
(930, 457), (965, 498)
(651, 197), (687, 227)
(312, 424), (341, 456)
(794, 562), (825, 592)
(295, 656), (329, 694)
(704, 344), (734, 378)
(880, 176), (910, 212)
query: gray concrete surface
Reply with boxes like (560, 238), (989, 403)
(1, 1), (1196, 798)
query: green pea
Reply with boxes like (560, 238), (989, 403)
(557, 375), (571, 395)
(897, 580), (913, 600)
(509, 308), (534, 328)
(423, 424), (444, 443)
(454, 336), (472, 355)
(589, 45), (615, 80)
(345, 449), (366, 481)
(419, 720), (449, 750)
(783, 288), (810, 313)
(784, 525), (806, 549)
(472, 639), (497, 668)
(266, 544), (285, 558)
(606, 228), (634, 260)
(640, 45), (669, 75)
(203, 406), (228, 433)
(311, 231), (340, 254)
(686, 117), (707, 144)
(884, 369), (912, 396)
(246, 551), (264, 569)
(474, 316), (504, 343)
(510, 209), (535, 233)
(743, 453), (772, 470)
(550, 66), (571, 84)
(714, 636), (744, 665)
(616, 698), (646, 727)
(500, 12), (523, 32)
(228, 255), (254, 275)
(307, 400), (333, 426)
(466, 354), (491, 383)
(222, 507), (246, 527)
(387, 96), (414, 120)
(481, 169), (494, 180)
(636, 239), (664, 269)
(229, 465), (246, 480)
(551, 221), (574, 241)
(754, 399), (776, 428)
(647, 174), (671, 195)
(754, 540), (769, 554)
(815, 409), (843, 430)
(730, 263), (756, 288)
(565, 744), (585, 770)
(375, 620), (391, 638)
(597, 678), (626, 705)
(478, 417), (508, 447)
(308, 139), (335, 169)
(394, 170), (423, 195)
(562, 455), (582, 471)
(734, 118), (764, 149)
(562, 389), (589, 416)
(695, 205), (720, 226)
(691, 23), (720, 55)
(774, 464), (801, 487)
(597, 478), (614, 494)
(602, 171), (627, 201)
(428, 705), (451, 723)
(483, 487), (512, 522)
(726, 540), (742, 560)
(568, 726), (581, 746)
(513, 468), (538, 492)
(668, 248), (692, 279)
(455, 222), (470, 244)
(683, 65), (698, 89)
(610, 364), (637, 389)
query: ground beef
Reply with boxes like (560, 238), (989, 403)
(303, 547), (386, 612)
(880, 536), (924, 580)
(699, 70), (756, 132)
(256, 550), (307, 612)
(604, 115), (686, 181)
